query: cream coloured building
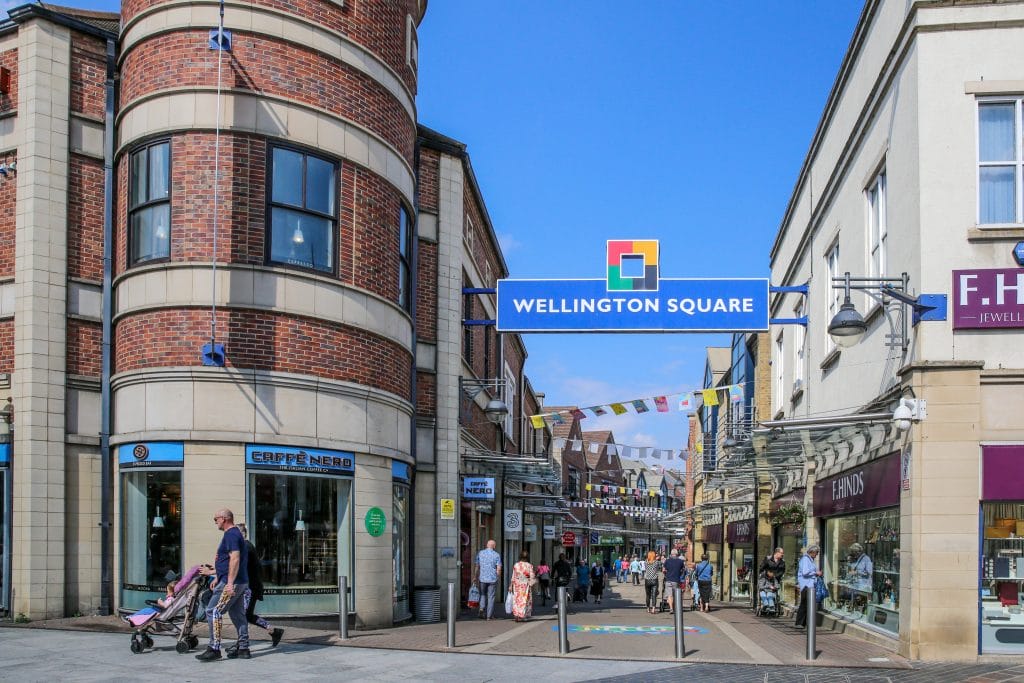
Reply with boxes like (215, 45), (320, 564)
(768, 0), (1024, 660)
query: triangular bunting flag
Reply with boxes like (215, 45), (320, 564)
(572, 408), (587, 421)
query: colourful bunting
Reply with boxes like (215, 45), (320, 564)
(729, 385), (744, 403)
(530, 414), (546, 429)
(654, 396), (669, 412)
(610, 403), (628, 415)
(631, 399), (650, 413)
(678, 395), (693, 412)
(701, 388), (719, 407)
(571, 408), (587, 421)
(590, 406), (608, 417)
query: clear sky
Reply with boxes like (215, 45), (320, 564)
(5, 0), (864, 457)
(416, 2), (863, 455)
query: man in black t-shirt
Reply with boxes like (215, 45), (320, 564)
(663, 549), (685, 613)
(196, 508), (250, 661)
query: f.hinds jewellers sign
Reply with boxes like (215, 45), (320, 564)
(954, 269), (1024, 329)
(496, 240), (768, 333)
(813, 452), (900, 517)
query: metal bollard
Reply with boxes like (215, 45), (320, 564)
(557, 586), (570, 654)
(338, 575), (349, 640)
(673, 587), (685, 659)
(446, 582), (457, 648)
(805, 586), (817, 660)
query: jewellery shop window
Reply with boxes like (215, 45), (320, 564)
(823, 508), (900, 635)
(121, 470), (182, 612)
(981, 502), (1024, 653)
(247, 445), (354, 616)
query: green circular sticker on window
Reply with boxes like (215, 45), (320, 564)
(365, 507), (387, 537)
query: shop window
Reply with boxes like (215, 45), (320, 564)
(121, 470), (182, 610)
(981, 502), (1024, 653)
(393, 482), (410, 622)
(248, 472), (352, 615)
(978, 98), (1022, 224)
(128, 140), (170, 266)
(267, 146), (337, 274)
(822, 508), (900, 635)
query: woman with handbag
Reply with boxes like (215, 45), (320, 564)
(589, 561), (605, 604)
(509, 550), (536, 622)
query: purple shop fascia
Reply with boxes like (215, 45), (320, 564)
(727, 519), (755, 545)
(813, 452), (901, 518)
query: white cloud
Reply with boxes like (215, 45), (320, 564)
(497, 232), (522, 253)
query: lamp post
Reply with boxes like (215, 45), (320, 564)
(827, 272), (946, 351)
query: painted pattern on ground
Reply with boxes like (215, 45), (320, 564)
(552, 624), (709, 635)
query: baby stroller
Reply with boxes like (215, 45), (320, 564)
(680, 580), (696, 612)
(122, 565), (209, 654)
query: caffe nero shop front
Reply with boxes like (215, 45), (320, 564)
(814, 452), (902, 637)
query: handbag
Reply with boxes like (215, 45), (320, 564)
(504, 590), (514, 614)
(814, 576), (830, 602)
(467, 584), (481, 609)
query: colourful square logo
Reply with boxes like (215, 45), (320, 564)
(607, 240), (659, 291)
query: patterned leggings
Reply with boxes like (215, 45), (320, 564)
(205, 582), (249, 650)
(242, 589), (271, 629)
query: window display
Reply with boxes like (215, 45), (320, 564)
(731, 547), (753, 599)
(393, 477), (411, 622)
(249, 472), (352, 615)
(981, 502), (1024, 654)
(121, 470), (183, 611)
(823, 507), (900, 635)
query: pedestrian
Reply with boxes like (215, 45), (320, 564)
(552, 553), (573, 604)
(643, 551), (663, 614)
(589, 561), (605, 604)
(575, 559), (590, 602)
(508, 550), (535, 622)
(663, 549), (685, 614)
(794, 545), (822, 628)
(759, 547), (786, 579)
(474, 539), (503, 620)
(629, 555), (642, 585)
(536, 560), (551, 606)
(196, 508), (250, 661)
(618, 556), (628, 583)
(694, 553), (714, 613)
(224, 523), (284, 657)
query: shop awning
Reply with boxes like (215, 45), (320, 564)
(460, 451), (561, 487)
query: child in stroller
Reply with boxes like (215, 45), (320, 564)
(756, 569), (781, 617)
(122, 565), (210, 654)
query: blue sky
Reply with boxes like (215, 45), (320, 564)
(416, 2), (863, 453)
(11, 0), (864, 455)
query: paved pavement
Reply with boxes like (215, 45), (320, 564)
(4, 580), (1024, 681)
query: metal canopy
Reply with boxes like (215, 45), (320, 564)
(461, 451), (562, 486)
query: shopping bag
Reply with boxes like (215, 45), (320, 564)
(504, 590), (514, 615)
(814, 576), (830, 603)
(467, 584), (480, 610)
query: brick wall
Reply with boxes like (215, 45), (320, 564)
(415, 239), (437, 341)
(67, 319), (102, 377)
(0, 319), (11, 374)
(0, 48), (17, 117)
(119, 0), (420, 94)
(0, 150), (15, 279)
(416, 371), (435, 415)
(68, 155), (105, 282)
(417, 147), (439, 212)
(71, 34), (106, 119)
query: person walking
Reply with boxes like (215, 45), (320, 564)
(575, 559), (590, 602)
(759, 547), (786, 579)
(643, 551), (663, 614)
(474, 539), (503, 620)
(225, 524), (284, 657)
(694, 553), (714, 613)
(794, 545), (823, 628)
(536, 560), (551, 606)
(196, 508), (250, 661)
(589, 561), (605, 604)
(663, 549), (685, 614)
(508, 550), (536, 622)
(552, 553), (573, 606)
(630, 555), (642, 585)
(618, 556), (628, 583)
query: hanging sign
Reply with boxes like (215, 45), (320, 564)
(561, 531), (577, 546)
(440, 498), (456, 520)
(953, 269), (1024, 329)
(365, 507), (387, 537)
(463, 477), (495, 500)
(118, 442), (184, 469)
(496, 240), (768, 333)
(524, 524), (538, 541)
(543, 525), (557, 540)
(245, 444), (354, 476)
(504, 509), (523, 534)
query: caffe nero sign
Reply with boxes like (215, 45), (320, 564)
(813, 452), (900, 517)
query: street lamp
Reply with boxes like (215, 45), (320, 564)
(828, 272), (946, 351)
(460, 378), (509, 425)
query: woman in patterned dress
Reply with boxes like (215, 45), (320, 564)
(509, 550), (535, 622)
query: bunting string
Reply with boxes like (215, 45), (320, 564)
(530, 383), (745, 428)
(551, 436), (690, 463)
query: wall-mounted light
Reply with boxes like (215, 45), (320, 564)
(828, 272), (947, 351)
(460, 377), (509, 425)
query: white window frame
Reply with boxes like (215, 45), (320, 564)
(867, 170), (887, 279)
(792, 300), (805, 390)
(503, 362), (516, 438)
(405, 14), (418, 71)
(464, 215), (475, 256)
(773, 331), (784, 413)
(825, 241), (841, 355)
(977, 97), (1024, 225)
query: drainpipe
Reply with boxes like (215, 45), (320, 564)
(98, 37), (116, 616)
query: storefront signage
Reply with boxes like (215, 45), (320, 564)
(727, 520), (754, 544)
(813, 452), (900, 517)
(703, 524), (723, 544)
(463, 477), (495, 500)
(524, 524), (537, 541)
(0, 442), (9, 467)
(597, 535), (624, 545)
(504, 509), (523, 533)
(496, 240), (768, 333)
(561, 531), (576, 546)
(982, 445), (1024, 500)
(117, 442), (184, 469)
(245, 444), (354, 476)
(365, 507), (386, 537)
(440, 498), (456, 520)
(543, 525), (557, 540)
(953, 269), (1024, 329)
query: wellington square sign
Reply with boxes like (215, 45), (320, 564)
(496, 240), (769, 333)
